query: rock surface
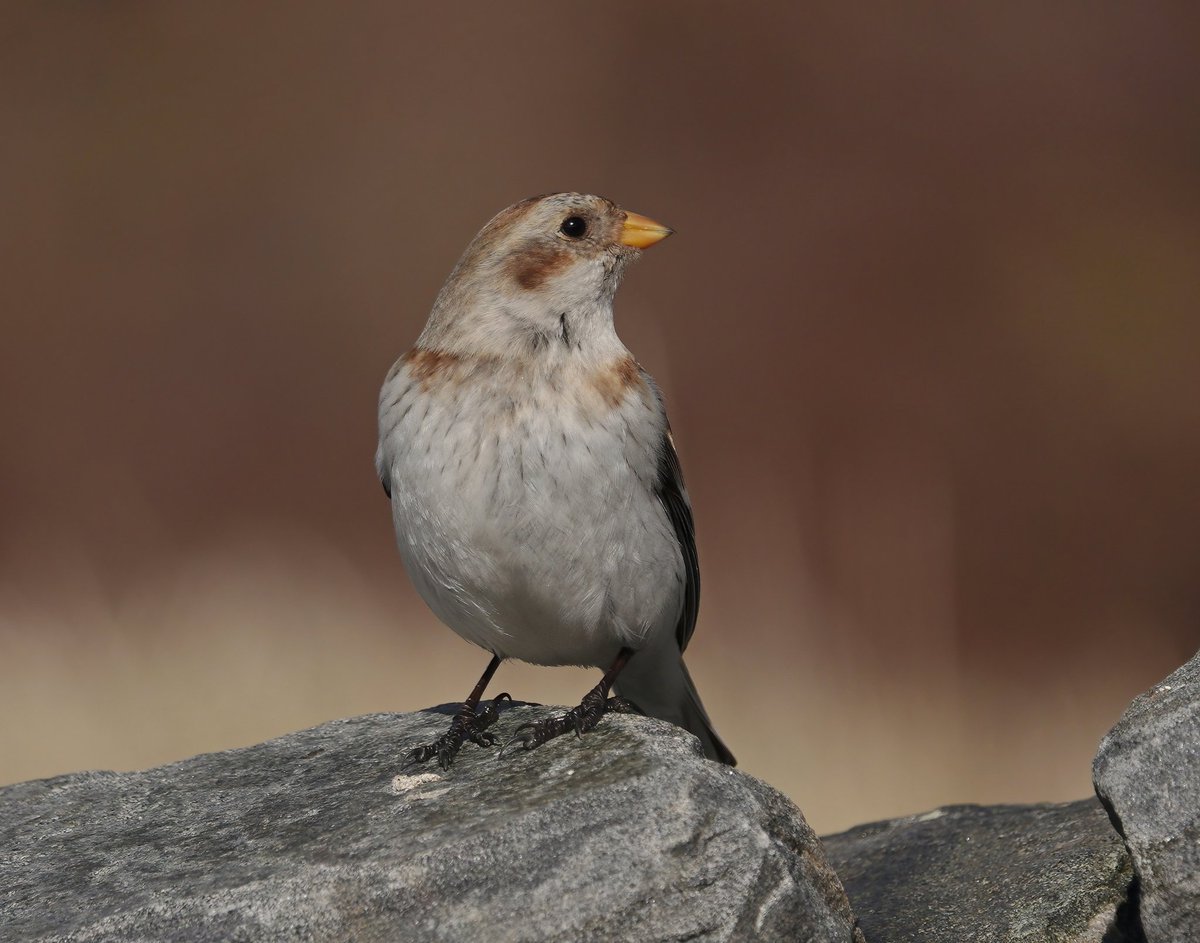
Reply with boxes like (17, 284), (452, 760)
(823, 799), (1137, 943)
(0, 704), (863, 943)
(1094, 648), (1200, 943)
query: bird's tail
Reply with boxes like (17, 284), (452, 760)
(616, 653), (736, 766)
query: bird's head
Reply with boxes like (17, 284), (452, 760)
(420, 193), (672, 358)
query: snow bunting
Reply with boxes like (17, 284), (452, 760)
(376, 193), (734, 768)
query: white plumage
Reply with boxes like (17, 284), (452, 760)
(378, 347), (680, 666)
(376, 193), (734, 765)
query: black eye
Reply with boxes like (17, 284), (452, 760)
(560, 216), (588, 239)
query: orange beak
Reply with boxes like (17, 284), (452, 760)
(619, 211), (674, 249)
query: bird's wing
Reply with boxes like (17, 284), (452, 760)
(374, 444), (392, 498)
(655, 427), (700, 653)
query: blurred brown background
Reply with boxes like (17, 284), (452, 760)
(2, 4), (1198, 834)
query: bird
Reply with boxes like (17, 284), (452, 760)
(375, 192), (735, 769)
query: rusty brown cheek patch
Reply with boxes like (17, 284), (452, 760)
(591, 356), (643, 408)
(507, 244), (572, 290)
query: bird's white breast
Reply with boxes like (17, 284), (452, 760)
(377, 349), (683, 667)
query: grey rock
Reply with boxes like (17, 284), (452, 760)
(823, 799), (1137, 942)
(0, 705), (863, 943)
(1094, 648), (1200, 943)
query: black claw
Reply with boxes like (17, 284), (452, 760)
(409, 694), (510, 769)
(500, 686), (622, 758)
(500, 716), (564, 756)
(475, 692), (511, 729)
(607, 695), (641, 715)
(499, 723), (534, 757)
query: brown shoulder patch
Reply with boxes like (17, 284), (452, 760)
(402, 347), (462, 390)
(507, 243), (572, 290)
(591, 356), (644, 408)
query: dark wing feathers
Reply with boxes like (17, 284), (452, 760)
(655, 428), (700, 653)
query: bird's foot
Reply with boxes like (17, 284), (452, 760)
(501, 690), (639, 756)
(410, 693), (511, 770)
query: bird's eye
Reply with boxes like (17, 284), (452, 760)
(560, 216), (588, 239)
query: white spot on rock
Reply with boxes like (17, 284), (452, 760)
(390, 773), (444, 795)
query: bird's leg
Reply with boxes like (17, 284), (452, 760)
(410, 654), (509, 770)
(503, 648), (639, 755)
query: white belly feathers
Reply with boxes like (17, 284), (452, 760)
(377, 349), (683, 667)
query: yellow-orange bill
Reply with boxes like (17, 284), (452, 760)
(620, 211), (674, 249)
